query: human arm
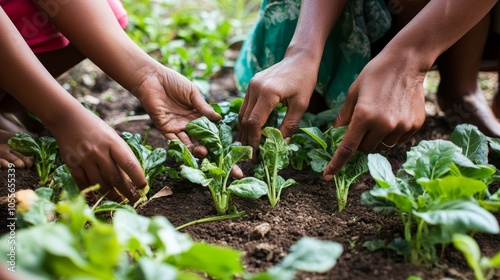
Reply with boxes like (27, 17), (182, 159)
(237, 0), (347, 160)
(323, 0), (498, 180)
(0, 7), (146, 202)
(32, 0), (221, 156)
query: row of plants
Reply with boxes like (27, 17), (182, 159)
(5, 108), (500, 278)
(121, 0), (260, 96)
(1, 187), (342, 280)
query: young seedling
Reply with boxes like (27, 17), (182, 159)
(8, 132), (58, 186)
(121, 132), (171, 204)
(254, 127), (298, 206)
(300, 126), (368, 212)
(362, 127), (500, 267)
(168, 116), (267, 215)
(452, 233), (500, 280)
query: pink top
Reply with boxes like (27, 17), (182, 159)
(0, 0), (128, 53)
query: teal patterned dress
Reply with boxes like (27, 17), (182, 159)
(234, 0), (392, 115)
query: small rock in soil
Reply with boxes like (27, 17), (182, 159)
(249, 222), (271, 240)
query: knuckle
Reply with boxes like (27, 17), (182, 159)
(246, 116), (262, 128)
(110, 173), (124, 187)
(335, 145), (357, 160)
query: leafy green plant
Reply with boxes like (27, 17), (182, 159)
(211, 97), (244, 127)
(361, 125), (500, 267)
(168, 116), (267, 215)
(121, 132), (171, 204)
(300, 126), (368, 212)
(122, 0), (233, 90)
(449, 124), (500, 211)
(246, 237), (343, 280)
(8, 132), (58, 185)
(2, 186), (343, 280)
(254, 127), (298, 206)
(0, 190), (244, 280)
(452, 233), (500, 280)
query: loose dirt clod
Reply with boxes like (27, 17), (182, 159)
(249, 222), (271, 240)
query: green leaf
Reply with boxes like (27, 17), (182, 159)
(278, 237), (343, 273)
(92, 201), (136, 214)
(222, 145), (252, 174)
(113, 210), (154, 257)
(360, 192), (396, 216)
(130, 258), (179, 280)
(228, 177), (268, 199)
(368, 153), (397, 189)
(450, 124), (488, 164)
(219, 123), (233, 148)
(490, 250), (500, 267)
(299, 127), (327, 150)
(261, 127), (291, 171)
(180, 165), (211, 187)
(325, 126), (347, 148)
(307, 149), (331, 173)
(414, 140), (457, 180)
(403, 140), (460, 178)
(7, 132), (41, 157)
(167, 140), (198, 169)
(83, 223), (121, 268)
(186, 116), (223, 155)
(369, 187), (413, 213)
(362, 240), (386, 252)
(148, 216), (193, 256)
(417, 176), (487, 201)
(173, 243), (244, 280)
(452, 233), (484, 279)
(414, 200), (500, 234)
(452, 233), (481, 264)
(52, 165), (79, 199)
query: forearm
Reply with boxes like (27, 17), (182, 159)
(383, 0), (498, 72)
(0, 8), (84, 128)
(32, 0), (158, 93)
(286, 0), (347, 64)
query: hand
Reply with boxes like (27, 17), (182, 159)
(238, 55), (318, 160)
(133, 65), (221, 157)
(49, 108), (147, 203)
(323, 54), (427, 180)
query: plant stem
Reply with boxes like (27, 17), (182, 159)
(264, 165), (277, 206)
(175, 211), (246, 230)
(334, 176), (347, 212)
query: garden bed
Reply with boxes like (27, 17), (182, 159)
(1, 62), (499, 280)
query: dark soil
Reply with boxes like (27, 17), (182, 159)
(1, 61), (499, 280)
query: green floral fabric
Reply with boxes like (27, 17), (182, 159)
(235, 0), (391, 115)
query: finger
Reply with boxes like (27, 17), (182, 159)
(323, 124), (366, 181)
(237, 93), (250, 143)
(0, 146), (32, 168)
(190, 87), (222, 121)
(398, 130), (417, 143)
(100, 153), (141, 203)
(66, 166), (91, 191)
(246, 98), (279, 162)
(238, 85), (259, 146)
(279, 100), (308, 139)
(80, 163), (118, 200)
(334, 84), (359, 127)
(111, 144), (147, 191)
(231, 165), (243, 179)
(85, 191), (99, 205)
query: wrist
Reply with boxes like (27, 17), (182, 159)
(283, 44), (323, 75)
(379, 42), (434, 78)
